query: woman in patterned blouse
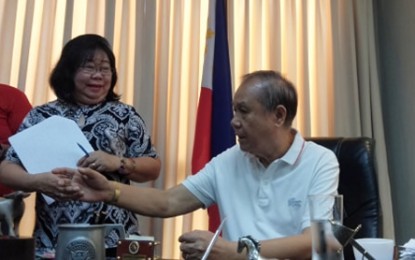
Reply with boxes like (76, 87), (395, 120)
(0, 34), (161, 256)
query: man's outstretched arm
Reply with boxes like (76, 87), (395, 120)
(59, 167), (204, 217)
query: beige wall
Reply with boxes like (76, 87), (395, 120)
(19, 193), (35, 236)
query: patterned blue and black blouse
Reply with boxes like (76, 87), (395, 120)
(6, 99), (158, 253)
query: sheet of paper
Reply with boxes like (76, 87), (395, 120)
(9, 115), (94, 203)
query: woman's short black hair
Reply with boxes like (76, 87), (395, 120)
(49, 34), (120, 104)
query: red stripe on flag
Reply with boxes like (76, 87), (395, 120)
(191, 87), (212, 174)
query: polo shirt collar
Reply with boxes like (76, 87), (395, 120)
(246, 129), (305, 166)
(277, 129), (305, 165)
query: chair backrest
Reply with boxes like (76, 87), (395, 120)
(306, 137), (382, 259)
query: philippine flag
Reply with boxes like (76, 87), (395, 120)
(191, 0), (235, 232)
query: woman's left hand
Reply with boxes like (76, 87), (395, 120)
(77, 150), (120, 173)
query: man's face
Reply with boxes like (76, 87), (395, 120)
(231, 81), (277, 155)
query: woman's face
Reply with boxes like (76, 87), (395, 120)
(73, 49), (113, 105)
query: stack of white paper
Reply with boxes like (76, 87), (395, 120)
(9, 115), (94, 203)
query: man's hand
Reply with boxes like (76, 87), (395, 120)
(70, 167), (113, 202)
(179, 230), (214, 259)
(56, 167), (120, 203)
(178, 230), (239, 260)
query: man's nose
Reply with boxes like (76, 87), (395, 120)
(230, 117), (240, 129)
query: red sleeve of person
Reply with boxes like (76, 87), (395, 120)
(0, 83), (32, 196)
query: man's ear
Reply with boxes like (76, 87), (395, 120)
(274, 105), (287, 126)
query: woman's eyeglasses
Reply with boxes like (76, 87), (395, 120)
(79, 65), (113, 76)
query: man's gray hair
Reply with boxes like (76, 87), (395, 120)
(241, 70), (298, 125)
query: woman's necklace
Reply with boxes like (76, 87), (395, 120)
(76, 103), (102, 127)
(77, 105), (91, 128)
(78, 113), (86, 127)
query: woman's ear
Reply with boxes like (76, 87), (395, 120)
(274, 105), (287, 126)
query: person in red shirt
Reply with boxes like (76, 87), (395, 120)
(0, 83), (32, 196)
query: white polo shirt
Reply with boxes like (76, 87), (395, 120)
(182, 130), (339, 241)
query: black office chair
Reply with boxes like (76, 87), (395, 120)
(306, 137), (382, 259)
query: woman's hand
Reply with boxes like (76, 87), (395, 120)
(77, 150), (120, 173)
(38, 168), (82, 201)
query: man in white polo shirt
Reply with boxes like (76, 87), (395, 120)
(65, 70), (339, 259)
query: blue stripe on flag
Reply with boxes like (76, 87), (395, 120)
(211, 0), (235, 158)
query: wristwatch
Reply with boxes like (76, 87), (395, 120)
(237, 235), (261, 259)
